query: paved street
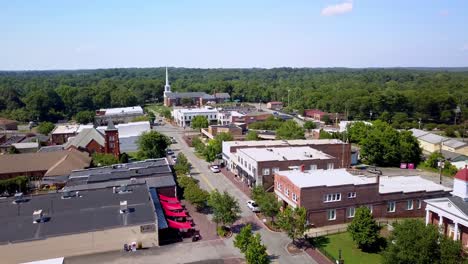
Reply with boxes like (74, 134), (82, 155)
(155, 122), (316, 264)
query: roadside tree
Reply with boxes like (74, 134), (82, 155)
(347, 207), (381, 252)
(137, 131), (171, 159)
(277, 206), (307, 245)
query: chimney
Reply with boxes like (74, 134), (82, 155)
(300, 164), (305, 172)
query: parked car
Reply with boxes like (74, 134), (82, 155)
(210, 165), (220, 173)
(246, 200), (260, 212)
(166, 149), (174, 155)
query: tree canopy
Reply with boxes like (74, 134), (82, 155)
(191, 115), (209, 131)
(276, 120), (305, 140)
(347, 207), (382, 252)
(137, 131), (171, 159)
(208, 190), (241, 227)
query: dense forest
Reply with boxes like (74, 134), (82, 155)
(0, 68), (467, 127)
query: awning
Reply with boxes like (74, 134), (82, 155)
(164, 208), (188, 217)
(161, 201), (183, 210)
(159, 194), (180, 203)
(167, 219), (192, 229)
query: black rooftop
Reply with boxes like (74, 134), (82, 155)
(0, 184), (156, 244)
(448, 196), (468, 216)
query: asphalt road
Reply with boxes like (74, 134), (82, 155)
(154, 121), (316, 264)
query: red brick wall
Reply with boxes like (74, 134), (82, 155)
(51, 133), (76, 145)
(157, 186), (176, 197)
(105, 130), (120, 158)
(86, 140), (105, 154)
(274, 173), (450, 227)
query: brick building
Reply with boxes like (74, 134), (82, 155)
(274, 168), (451, 227)
(234, 146), (339, 189)
(266, 101), (283, 110)
(201, 124), (243, 140)
(425, 167), (468, 247)
(231, 111), (273, 126)
(222, 139), (351, 173)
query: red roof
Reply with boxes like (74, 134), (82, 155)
(159, 194), (179, 203)
(455, 166), (468, 181)
(164, 208), (188, 217)
(167, 219), (192, 229)
(161, 200), (183, 210)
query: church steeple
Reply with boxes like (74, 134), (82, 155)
(164, 67), (171, 93)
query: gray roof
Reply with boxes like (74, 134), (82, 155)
(64, 128), (105, 149)
(65, 159), (174, 190)
(409, 128), (430, 138)
(38, 145), (65, 153)
(441, 150), (468, 162)
(149, 188), (168, 229)
(165, 92), (209, 99)
(214, 93), (231, 99)
(119, 136), (139, 153)
(0, 184), (156, 244)
(443, 139), (467, 149)
(418, 133), (447, 144)
(448, 196), (468, 216)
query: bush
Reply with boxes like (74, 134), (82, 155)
(217, 226), (228, 237)
(36, 122), (55, 135)
(177, 176), (197, 189)
(92, 153), (119, 167)
(184, 183), (209, 210)
(74, 110), (95, 124)
(0, 176), (29, 194)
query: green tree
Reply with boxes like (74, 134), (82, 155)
(119, 152), (129, 163)
(137, 131), (171, 159)
(234, 224), (254, 253)
(7, 146), (20, 154)
(277, 206), (307, 245)
(399, 130), (422, 164)
(191, 115), (209, 131)
(382, 219), (440, 264)
(184, 183), (210, 210)
(74, 110), (95, 124)
(203, 132), (233, 162)
(36, 122), (55, 135)
(276, 120), (305, 140)
(174, 153), (191, 175)
(177, 176), (197, 189)
(347, 207), (381, 252)
(208, 190), (241, 228)
(245, 234), (270, 264)
(445, 126), (456, 137)
(92, 153), (119, 167)
(246, 130), (260, 140)
(322, 114), (332, 125)
(440, 237), (463, 264)
(251, 187), (281, 222)
(347, 121), (371, 144)
(303, 121), (316, 132)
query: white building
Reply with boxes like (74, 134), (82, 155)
(172, 107), (219, 127)
(95, 106), (144, 125)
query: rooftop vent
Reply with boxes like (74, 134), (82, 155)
(119, 184), (132, 194)
(33, 210), (43, 223)
(130, 177), (137, 184)
(266, 148), (273, 152)
(304, 152), (313, 158)
(120, 201), (128, 214)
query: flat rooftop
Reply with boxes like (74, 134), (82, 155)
(77, 121), (150, 138)
(238, 146), (333, 162)
(0, 184), (156, 244)
(174, 107), (218, 114)
(99, 106), (143, 116)
(224, 139), (345, 151)
(276, 169), (452, 194)
(51, 124), (79, 135)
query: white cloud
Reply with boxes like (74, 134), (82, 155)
(321, 1), (353, 16)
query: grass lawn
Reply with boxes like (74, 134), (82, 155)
(320, 232), (382, 264)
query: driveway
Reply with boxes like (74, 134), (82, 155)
(154, 123), (316, 264)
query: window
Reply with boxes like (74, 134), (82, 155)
(327, 209), (336, 220)
(292, 193), (298, 202)
(347, 192), (356, 199)
(109, 143), (115, 148)
(262, 168), (270, 175)
(238, 156), (240, 162)
(248, 164), (251, 171)
(387, 201), (396, 213)
(347, 207), (356, 218)
(327, 163), (334, 170)
(366, 205), (373, 214)
(276, 182), (282, 191)
(285, 188), (289, 196)
(406, 200), (413, 210)
(272, 167), (280, 173)
(324, 193), (341, 202)
(417, 199), (422, 209)
(310, 164), (317, 170)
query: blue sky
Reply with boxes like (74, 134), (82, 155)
(1, 0), (467, 70)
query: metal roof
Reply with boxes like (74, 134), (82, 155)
(0, 184), (156, 244)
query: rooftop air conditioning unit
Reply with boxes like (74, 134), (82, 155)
(33, 210), (43, 223)
(120, 201), (128, 214)
(130, 178), (137, 184)
(119, 184), (131, 194)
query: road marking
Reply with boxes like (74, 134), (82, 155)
(197, 169), (216, 191)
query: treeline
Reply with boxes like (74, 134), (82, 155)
(1, 68), (468, 124)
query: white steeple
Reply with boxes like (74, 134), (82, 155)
(164, 67), (171, 93)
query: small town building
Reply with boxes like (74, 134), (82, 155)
(95, 106), (144, 125)
(410, 128), (468, 155)
(0, 184), (158, 263)
(231, 111), (273, 126)
(222, 139), (352, 174)
(234, 146), (340, 189)
(0, 149), (91, 180)
(0, 118), (18, 130)
(274, 168), (451, 227)
(172, 107), (218, 127)
(201, 124), (243, 140)
(11, 142), (39, 153)
(266, 101), (283, 110)
(51, 124), (79, 145)
(425, 167), (468, 247)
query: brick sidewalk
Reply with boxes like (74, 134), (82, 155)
(304, 248), (334, 264)
(220, 168), (252, 198)
(182, 201), (219, 241)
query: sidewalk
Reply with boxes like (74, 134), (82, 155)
(220, 168), (252, 198)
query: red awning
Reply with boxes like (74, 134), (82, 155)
(161, 201), (183, 210)
(164, 208), (188, 217)
(159, 194), (179, 203)
(167, 219), (192, 229)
